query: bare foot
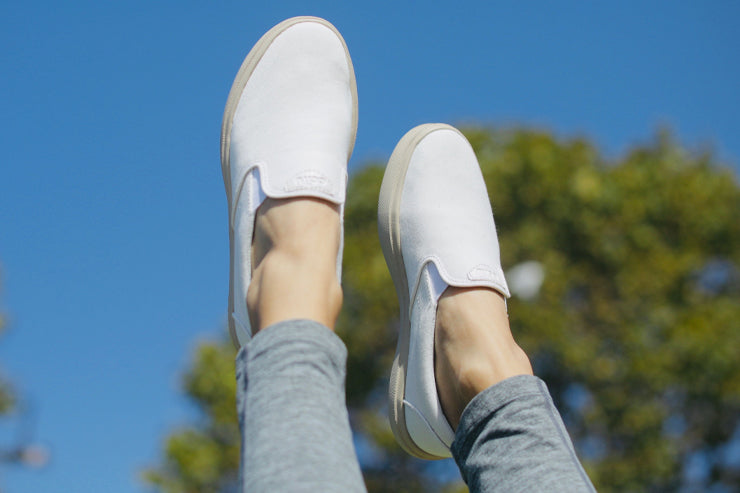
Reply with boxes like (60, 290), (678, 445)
(247, 197), (343, 333)
(435, 287), (533, 428)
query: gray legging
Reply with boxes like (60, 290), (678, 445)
(237, 320), (596, 492)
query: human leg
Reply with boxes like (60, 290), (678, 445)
(236, 197), (364, 492)
(451, 375), (595, 492)
(379, 124), (595, 491)
(247, 197), (343, 332)
(435, 286), (532, 429)
(236, 320), (365, 492)
(436, 289), (594, 492)
(221, 17), (365, 492)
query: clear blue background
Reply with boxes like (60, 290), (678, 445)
(1, 1), (738, 491)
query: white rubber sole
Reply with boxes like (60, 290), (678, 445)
(220, 17), (358, 346)
(378, 123), (460, 459)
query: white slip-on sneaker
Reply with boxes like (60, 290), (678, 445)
(378, 124), (511, 459)
(221, 17), (358, 347)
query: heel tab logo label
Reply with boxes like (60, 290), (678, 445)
(284, 170), (333, 195)
(467, 265), (495, 282)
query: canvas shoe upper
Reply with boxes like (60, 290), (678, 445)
(378, 124), (510, 458)
(221, 17), (358, 346)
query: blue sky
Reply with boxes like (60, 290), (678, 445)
(0, 1), (738, 491)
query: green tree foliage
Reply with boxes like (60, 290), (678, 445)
(145, 128), (740, 492)
(0, 275), (15, 415)
(142, 341), (239, 493)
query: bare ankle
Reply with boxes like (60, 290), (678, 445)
(246, 197), (343, 333)
(247, 255), (342, 332)
(251, 197), (341, 266)
(434, 287), (533, 428)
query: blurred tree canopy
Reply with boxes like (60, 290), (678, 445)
(0, 276), (15, 415)
(144, 127), (740, 492)
(142, 341), (239, 493)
